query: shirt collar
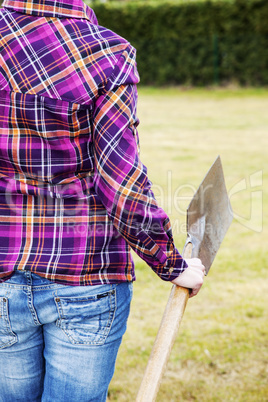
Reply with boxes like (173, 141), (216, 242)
(2, 0), (98, 23)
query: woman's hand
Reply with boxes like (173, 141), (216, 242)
(171, 258), (205, 298)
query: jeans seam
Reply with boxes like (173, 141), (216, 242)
(25, 272), (41, 326)
(107, 288), (116, 337)
(0, 297), (17, 349)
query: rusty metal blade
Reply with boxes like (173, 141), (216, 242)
(184, 155), (233, 274)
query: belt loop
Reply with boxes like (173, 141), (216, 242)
(25, 270), (32, 286)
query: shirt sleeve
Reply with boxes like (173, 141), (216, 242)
(92, 43), (188, 281)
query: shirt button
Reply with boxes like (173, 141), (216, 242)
(168, 267), (174, 273)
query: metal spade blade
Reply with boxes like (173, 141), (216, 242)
(184, 155), (233, 274)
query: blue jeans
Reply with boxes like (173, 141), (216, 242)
(0, 271), (133, 401)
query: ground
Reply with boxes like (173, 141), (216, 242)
(108, 87), (268, 402)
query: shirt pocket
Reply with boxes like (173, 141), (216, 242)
(0, 297), (17, 349)
(54, 288), (116, 346)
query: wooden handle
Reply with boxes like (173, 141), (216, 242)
(136, 243), (192, 402)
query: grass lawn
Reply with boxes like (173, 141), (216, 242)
(107, 0), (235, 4)
(108, 87), (268, 401)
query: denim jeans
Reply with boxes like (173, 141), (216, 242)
(0, 270), (133, 402)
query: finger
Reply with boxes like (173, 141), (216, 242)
(189, 288), (197, 298)
(187, 258), (203, 265)
(185, 259), (205, 271)
(189, 278), (204, 297)
(189, 287), (201, 298)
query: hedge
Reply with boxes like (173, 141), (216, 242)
(92, 0), (268, 86)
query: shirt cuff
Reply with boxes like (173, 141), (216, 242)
(152, 247), (188, 282)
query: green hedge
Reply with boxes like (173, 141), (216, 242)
(92, 0), (268, 86)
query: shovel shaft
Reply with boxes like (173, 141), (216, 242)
(136, 243), (192, 402)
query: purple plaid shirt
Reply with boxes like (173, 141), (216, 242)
(0, 0), (187, 285)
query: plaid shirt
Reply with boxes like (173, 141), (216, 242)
(0, 0), (187, 285)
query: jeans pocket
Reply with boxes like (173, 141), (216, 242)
(55, 288), (116, 345)
(0, 297), (17, 349)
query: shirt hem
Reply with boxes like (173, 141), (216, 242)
(0, 269), (136, 286)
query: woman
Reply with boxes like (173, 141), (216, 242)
(0, 0), (204, 400)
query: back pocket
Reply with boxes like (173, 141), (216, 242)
(0, 297), (17, 349)
(55, 288), (116, 345)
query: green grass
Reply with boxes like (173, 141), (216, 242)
(108, 87), (268, 401)
(103, 0), (236, 4)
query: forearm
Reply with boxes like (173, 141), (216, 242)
(93, 82), (187, 280)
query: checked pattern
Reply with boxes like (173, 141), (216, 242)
(0, 0), (187, 285)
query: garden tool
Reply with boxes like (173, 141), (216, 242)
(136, 155), (233, 402)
